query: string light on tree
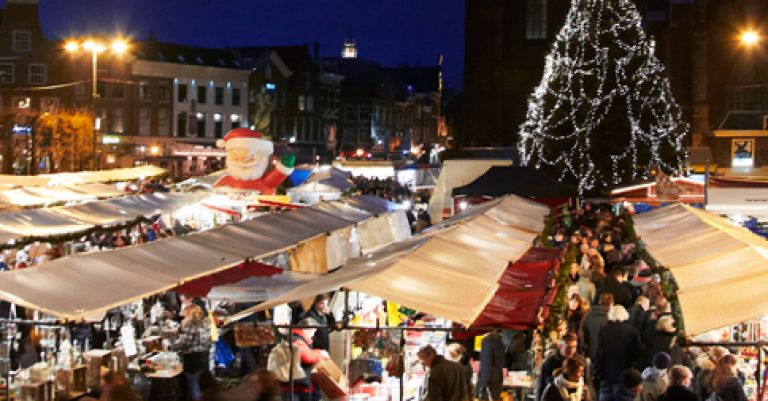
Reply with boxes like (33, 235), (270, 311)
(517, 0), (688, 195)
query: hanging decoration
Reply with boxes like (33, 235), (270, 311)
(518, 0), (688, 195)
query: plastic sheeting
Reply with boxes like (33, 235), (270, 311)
(227, 195), (549, 326)
(634, 204), (768, 334)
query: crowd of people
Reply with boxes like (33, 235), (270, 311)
(537, 203), (750, 401)
(351, 176), (412, 202)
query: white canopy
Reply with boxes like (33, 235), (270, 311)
(0, 183), (123, 208)
(634, 204), (768, 334)
(0, 200), (393, 320)
(226, 195), (549, 326)
(0, 166), (165, 188)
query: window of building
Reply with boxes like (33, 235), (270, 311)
(158, 83), (170, 102)
(196, 112), (206, 138)
(158, 109), (170, 136)
(139, 81), (151, 101)
(177, 83), (188, 102)
(12, 31), (31, 52)
(307, 96), (314, 112)
(345, 106), (356, 121)
(0, 63), (14, 84)
(232, 88), (241, 106)
(177, 112), (187, 137)
(214, 113), (223, 138)
(298, 95), (306, 111)
(112, 109), (124, 133)
(215, 87), (224, 105)
(359, 107), (371, 121)
(112, 83), (125, 99)
(230, 114), (240, 129)
(197, 86), (207, 104)
(28, 64), (46, 85)
(139, 108), (151, 136)
(96, 81), (106, 98)
(525, 0), (548, 40)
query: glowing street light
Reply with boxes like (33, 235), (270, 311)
(740, 30), (760, 47)
(64, 36), (130, 170)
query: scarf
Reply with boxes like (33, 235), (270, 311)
(554, 374), (584, 401)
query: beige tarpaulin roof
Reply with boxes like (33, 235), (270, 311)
(226, 195), (549, 326)
(634, 204), (768, 334)
(0, 200), (393, 320)
(0, 166), (165, 188)
(0, 183), (123, 208)
(0, 192), (212, 244)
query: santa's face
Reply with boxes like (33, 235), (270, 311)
(226, 145), (270, 180)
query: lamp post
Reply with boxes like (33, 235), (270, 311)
(64, 37), (129, 170)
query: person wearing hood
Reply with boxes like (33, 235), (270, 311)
(542, 356), (589, 401)
(640, 316), (676, 369)
(601, 369), (643, 401)
(640, 353), (671, 401)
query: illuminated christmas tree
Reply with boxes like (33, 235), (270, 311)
(518, 0), (688, 195)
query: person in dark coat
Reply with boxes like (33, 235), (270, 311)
(640, 316), (676, 370)
(594, 306), (642, 398)
(541, 356), (588, 401)
(300, 294), (336, 352)
(595, 269), (633, 310)
(628, 296), (650, 335)
(601, 369), (643, 401)
(418, 345), (471, 401)
(477, 330), (504, 400)
(537, 334), (580, 400)
(658, 365), (699, 401)
(581, 293), (613, 361)
(446, 343), (473, 401)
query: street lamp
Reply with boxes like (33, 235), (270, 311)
(64, 37), (130, 170)
(740, 29), (761, 47)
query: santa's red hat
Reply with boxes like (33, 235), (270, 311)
(216, 128), (273, 153)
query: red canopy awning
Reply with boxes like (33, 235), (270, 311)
(175, 261), (282, 298)
(471, 247), (561, 330)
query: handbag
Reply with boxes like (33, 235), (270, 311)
(268, 341), (306, 382)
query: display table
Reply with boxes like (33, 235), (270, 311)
(146, 366), (183, 401)
(503, 372), (533, 401)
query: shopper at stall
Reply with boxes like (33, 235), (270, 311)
(301, 294), (336, 352)
(477, 330), (505, 400)
(658, 365), (698, 401)
(593, 306), (642, 398)
(282, 317), (328, 401)
(640, 352), (671, 401)
(538, 333), (580, 400)
(446, 343), (474, 401)
(541, 356), (589, 401)
(600, 369), (643, 401)
(417, 344), (471, 401)
(694, 347), (729, 400)
(709, 354), (748, 401)
(171, 304), (212, 401)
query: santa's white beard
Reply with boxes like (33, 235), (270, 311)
(227, 158), (269, 180)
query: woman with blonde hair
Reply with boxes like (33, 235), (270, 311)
(709, 354), (747, 401)
(171, 303), (211, 401)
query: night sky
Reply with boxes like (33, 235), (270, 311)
(36, 0), (465, 89)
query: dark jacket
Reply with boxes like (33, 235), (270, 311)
(639, 330), (675, 369)
(424, 355), (471, 401)
(716, 377), (748, 401)
(628, 305), (650, 334)
(594, 321), (642, 385)
(658, 385), (699, 401)
(582, 305), (610, 360)
(601, 385), (638, 401)
(596, 278), (633, 310)
(477, 332), (505, 400)
(537, 354), (565, 400)
(301, 307), (335, 352)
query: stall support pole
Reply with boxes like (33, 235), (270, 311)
(759, 346), (763, 401)
(289, 327), (295, 397)
(399, 328), (405, 401)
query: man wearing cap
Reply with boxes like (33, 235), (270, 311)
(213, 128), (295, 193)
(601, 369), (643, 401)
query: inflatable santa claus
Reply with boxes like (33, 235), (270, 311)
(212, 128), (295, 194)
